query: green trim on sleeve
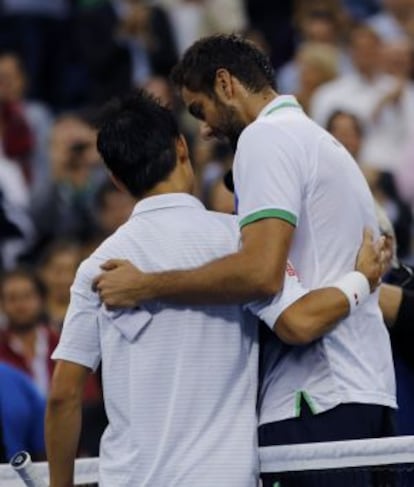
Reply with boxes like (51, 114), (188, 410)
(239, 209), (297, 229)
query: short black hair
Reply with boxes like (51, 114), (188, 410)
(171, 34), (276, 96)
(326, 110), (364, 137)
(97, 91), (180, 198)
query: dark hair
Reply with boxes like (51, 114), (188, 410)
(326, 110), (364, 137)
(171, 34), (276, 96)
(97, 91), (180, 198)
(38, 240), (81, 269)
(0, 268), (46, 299)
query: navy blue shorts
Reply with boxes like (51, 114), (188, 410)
(259, 399), (396, 487)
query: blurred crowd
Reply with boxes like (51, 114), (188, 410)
(1, 0), (414, 464)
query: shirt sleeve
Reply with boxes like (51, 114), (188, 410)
(52, 259), (101, 372)
(234, 121), (306, 229)
(247, 262), (309, 328)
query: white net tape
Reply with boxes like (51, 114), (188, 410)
(0, 456), (99, 486)
(1, 436), (414, 485)
(260, 435), (414, 473)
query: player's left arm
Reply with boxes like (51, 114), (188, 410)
(46, 360), (90, 487)
(253, 229), (384, 344)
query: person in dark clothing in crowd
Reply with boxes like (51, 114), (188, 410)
(77, 0), (178, 104)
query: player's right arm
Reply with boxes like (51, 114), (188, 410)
(46, 259), (102, 487)
(46, 360), (89, 487)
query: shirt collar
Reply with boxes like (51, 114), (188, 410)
(131, 193), (205, 217)
(257, 95), (302, 119)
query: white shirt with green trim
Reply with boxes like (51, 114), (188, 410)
(234, 95), (396, 425)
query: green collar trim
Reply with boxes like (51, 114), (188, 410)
(264, 101), (302, 117)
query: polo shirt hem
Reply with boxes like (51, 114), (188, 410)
(259, 391), (397, 426)
(239, 209), (298, 229)
(51, 347), (100, 373)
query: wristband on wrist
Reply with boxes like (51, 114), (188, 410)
(332, 271), (371, 314)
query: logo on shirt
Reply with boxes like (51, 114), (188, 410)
(286, 261), (297, 277)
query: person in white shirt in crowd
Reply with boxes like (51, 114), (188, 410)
(0, 52), (53, 194)
(93, 36), (394, 487)
(277, 4), (352, 94)
(46, 90), (384, 487)
(367, 0), (414, 41)
(155, 0), (246, 55)
(311, 24), (414, 171)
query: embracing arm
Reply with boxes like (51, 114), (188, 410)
(95, 218), (294, 307)
(46, 360), (89, 487)
(275, 287), (350, 344)
(266, 229), (384, 345)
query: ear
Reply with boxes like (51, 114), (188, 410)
(214, 68), (234, 102)
(175, 134), (190, 164)
(109, 172), (129, 194)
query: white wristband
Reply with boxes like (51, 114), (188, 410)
(332, 271), (371, 314)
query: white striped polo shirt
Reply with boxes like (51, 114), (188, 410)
(52, 193), (307, 486)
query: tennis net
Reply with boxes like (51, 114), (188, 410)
(1, 436), (414, 486)
(260, 435), (414, 486)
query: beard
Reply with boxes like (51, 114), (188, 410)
(213, 102), (246, 153)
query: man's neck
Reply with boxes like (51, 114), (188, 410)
(243, 89), (279, 123)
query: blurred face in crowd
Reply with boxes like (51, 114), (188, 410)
(0, 275), (43, 332)
(41, 247), (81, 304)
(382, 40), (413, 78)
(301, 16), (337, 44)
(297, 44), (338, 94)
(0, 54), (26, 103)
(98, 190), (135, 235)
(49, 116), (100, 187)
(328, 112), (362, 160)
(350, 29), (382, 77)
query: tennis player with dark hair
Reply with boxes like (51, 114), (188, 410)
(46, 90), (384, 487)
(93, 35), (396, 486)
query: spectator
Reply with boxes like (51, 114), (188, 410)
(159, 0), (246, 55)
(367, 0), (414, 41)
(0, 0), (73, 108)
(0, 184), (34, 271)
(311, 25), (414, 170)
(245, 0), (295, 70)
(0, 269), (58, 395)
(83, 178), (135, 255)
(0, 52), (53, 192)
(327, 110), (413, 258)
(326, 110), (365, 161)
(295, 42), (339, 113)
(38, 241), (82, 331)
(0, 362), (45, 460)
(277, 4), (351, 94)
(30, 114), (104, 247)
(77, 0), (178, 104)
(94, 180), (135, 240)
